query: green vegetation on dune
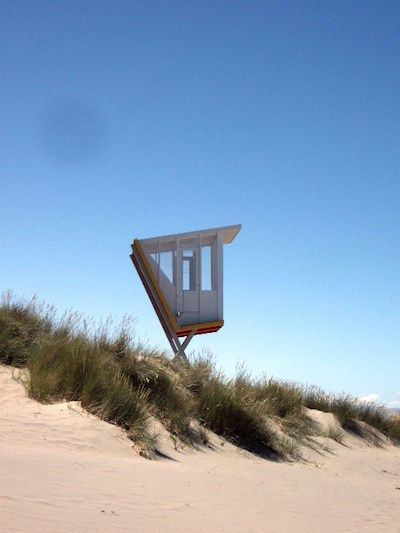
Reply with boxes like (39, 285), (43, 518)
(1, 292), (399, 458)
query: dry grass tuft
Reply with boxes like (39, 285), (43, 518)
(1, 292), (399, 458)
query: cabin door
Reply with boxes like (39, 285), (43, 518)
(179, 247), (199, 315)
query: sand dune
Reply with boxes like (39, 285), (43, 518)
(1, 365), (399, 532)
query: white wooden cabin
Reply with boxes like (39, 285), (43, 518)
(131, 225), (241, 349)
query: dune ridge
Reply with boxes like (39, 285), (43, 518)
(1, 294), (399, 462)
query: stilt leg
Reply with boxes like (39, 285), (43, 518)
(171, 330), (195, 363)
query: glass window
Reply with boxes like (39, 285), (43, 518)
(201, 245), (212, 290)
(160, 251), (174, 283)
(182, 249), (196, 291)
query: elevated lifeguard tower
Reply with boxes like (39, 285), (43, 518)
(130, 224), (241, 360)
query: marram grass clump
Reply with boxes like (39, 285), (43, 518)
(1, 293), (399, 459)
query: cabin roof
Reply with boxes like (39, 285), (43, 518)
(134, 224), (241, 245)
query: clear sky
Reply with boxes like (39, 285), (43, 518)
(1, 1), (399, 406)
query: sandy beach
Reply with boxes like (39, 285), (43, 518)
(1, 365), (399, 532)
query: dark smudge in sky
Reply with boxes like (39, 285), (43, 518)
(39, 99), (107, 166)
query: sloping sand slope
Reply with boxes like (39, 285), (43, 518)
(1, 365), (399, 532)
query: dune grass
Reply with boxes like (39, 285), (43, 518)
(1, 292), (399, 459)
(326, 426), (345, 444)
(181, 358), (286, 457)
(300, 385), (398, 443)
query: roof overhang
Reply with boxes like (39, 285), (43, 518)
(135, 224), (241, 246)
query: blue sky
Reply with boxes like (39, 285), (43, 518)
(1, 1), (399, 405)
